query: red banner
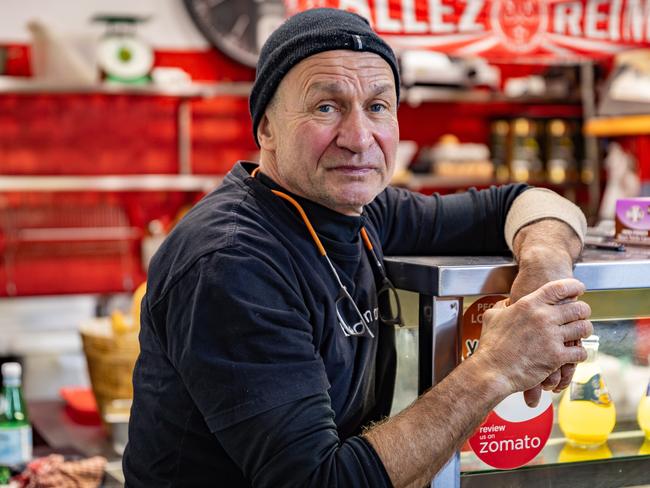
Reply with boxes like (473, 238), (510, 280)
(286, 0), (650, 60)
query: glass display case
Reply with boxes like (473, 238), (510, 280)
(386, 247), (650, 487)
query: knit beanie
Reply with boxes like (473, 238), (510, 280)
(249, 8), (400, 146)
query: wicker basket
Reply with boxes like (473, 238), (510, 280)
(80, 318), (139, 417)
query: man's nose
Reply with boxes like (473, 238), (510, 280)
(336, 107), (373, 153)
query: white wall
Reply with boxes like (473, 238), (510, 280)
(0, 0), (208, 49)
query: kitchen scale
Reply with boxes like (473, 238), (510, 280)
(93, 14), (153, 85)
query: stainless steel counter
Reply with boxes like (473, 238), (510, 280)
(385, 247), (650, 296)
(384, 247), (650, 488)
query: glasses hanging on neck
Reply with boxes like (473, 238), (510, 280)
(253, 167), (403, 337)
(361, 228), (403, 327)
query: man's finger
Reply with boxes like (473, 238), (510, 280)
(553, 363), (577, 393)
(560, 344), (588, 364)
(561, 319), (594, 343)
(554, 301), (591, 326)
(533, 279), (585, 305)
(524, 385), (542, 408)
(541, 370), (561, 391)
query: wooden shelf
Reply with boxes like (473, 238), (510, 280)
(0, 175), (222, 192)
(584, 115), (650, 137)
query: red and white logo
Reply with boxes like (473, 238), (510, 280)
(469, 391), (553, 469)
(490, 0), (549, 53)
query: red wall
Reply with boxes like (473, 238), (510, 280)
(1, 45), (261, 295)
(1, 46), (258, 177)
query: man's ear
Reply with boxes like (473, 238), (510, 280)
(257, 112), (276, 151)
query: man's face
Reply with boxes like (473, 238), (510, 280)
(259, 50), (399, 216)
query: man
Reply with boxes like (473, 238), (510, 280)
(124, 8), (591, 487)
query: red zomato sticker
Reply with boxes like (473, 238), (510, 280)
(469, 391), (553, 470)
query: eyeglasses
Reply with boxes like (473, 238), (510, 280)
(361, 228), (403, 328)
(258, 175), (403, 338)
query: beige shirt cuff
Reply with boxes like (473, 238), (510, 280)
(504, 188), (587, 252)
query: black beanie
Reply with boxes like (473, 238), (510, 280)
(249, 8), (400, 146)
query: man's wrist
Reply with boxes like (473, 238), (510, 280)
(517, 245), (574, 274)
(513, 219), (582, 265)
(459, 353), (513, 409)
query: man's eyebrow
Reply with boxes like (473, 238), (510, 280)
(305, 81), (395, 98)
(368, 83), (394, 97)
(305, 81), (346, 97)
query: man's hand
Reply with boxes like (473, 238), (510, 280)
(511, 218), (584, 407)
(478, 278), (592, 395)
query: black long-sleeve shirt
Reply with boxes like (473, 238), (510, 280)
(123, 162), (527, 487)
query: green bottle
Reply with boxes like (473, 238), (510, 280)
(0, 362), (32, 465)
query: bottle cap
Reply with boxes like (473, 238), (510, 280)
(582, 334), (599, 344)
(1, 362), (22, 380)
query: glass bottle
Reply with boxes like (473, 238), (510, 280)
(558, 335), (616, 447)
(0, 362), (32, 465)
(510, 118), (542, 183)
(490, 120), (510, 183)
(546, 119), (576, 184)
(638, 378), (650, 439)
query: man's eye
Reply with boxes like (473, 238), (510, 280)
(317, 104), (335, 113)
(370, 103), (386, 113)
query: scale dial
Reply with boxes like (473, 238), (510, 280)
(97, 36), (154, 81)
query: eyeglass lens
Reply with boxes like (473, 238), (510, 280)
(336, 288), (373, 337)
(378, 279), (403, 326)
